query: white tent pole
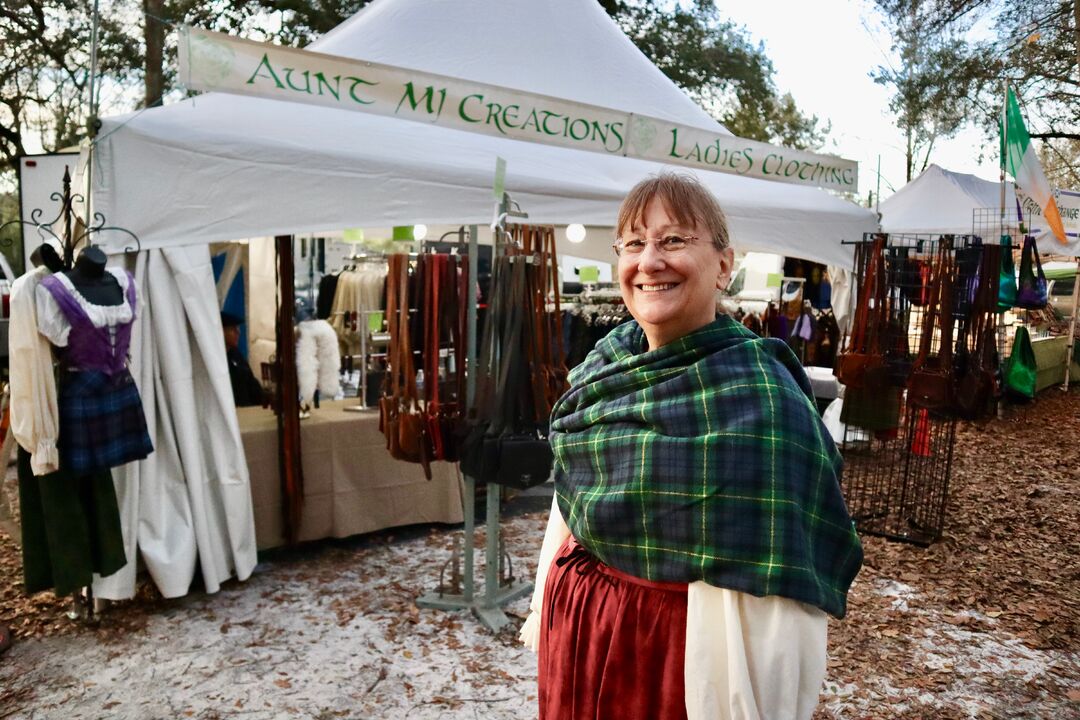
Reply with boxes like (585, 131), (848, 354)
(1063, 257), (1079, 389)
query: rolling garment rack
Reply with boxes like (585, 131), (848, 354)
(416, 194), (534, 632)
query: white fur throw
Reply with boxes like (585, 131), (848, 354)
(296, 319), (341, 405)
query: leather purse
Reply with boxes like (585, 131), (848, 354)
(907, 243), (955, 414)
(836, 236), (887, 388)
(381, 254), (432, 478)
(1015, 235), (1048, 309)
(954, 244), (999, 420)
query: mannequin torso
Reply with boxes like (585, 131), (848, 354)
(64, 248), (123, 306)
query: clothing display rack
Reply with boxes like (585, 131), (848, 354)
(835, 232), (997, 546)
(0, 166), (141, 620)
(416, 194), (536, 632)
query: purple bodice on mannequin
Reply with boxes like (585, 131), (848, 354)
(39, 271), (137, 375)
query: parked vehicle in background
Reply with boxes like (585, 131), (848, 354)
(1048, 276), (1076, 316)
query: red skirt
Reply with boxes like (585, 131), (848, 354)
(538, 537), (689, 720)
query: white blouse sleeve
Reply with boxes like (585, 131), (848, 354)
(684, 584), (828, 720)
(34, 283), (71, 347)
(519, 494), (572, 651)
(9, 271), (60, 475)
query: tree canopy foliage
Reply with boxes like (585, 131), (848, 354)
(602, 1), (827, 149)
(873, 0), (1078, 176)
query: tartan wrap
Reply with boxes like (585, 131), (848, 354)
(550, 315), (862, 619)
(59, 369), (154, 475)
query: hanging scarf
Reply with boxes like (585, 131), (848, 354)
(550, 315), (862, 618)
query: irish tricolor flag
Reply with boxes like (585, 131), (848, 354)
(1001, 87), (1067, 245)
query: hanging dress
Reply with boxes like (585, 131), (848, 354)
(16, 268), (151, 596)
(37, 269), (154, 474)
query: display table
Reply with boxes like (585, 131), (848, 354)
(237, 400), (464, 550)
(805, 365), (841, 410)
(1030, 335), (1080, 392)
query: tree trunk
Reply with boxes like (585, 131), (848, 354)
(143, 0), (164, 108)
(906, 127), (914, 183)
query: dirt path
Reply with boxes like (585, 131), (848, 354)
(2, 389), (1079, 719)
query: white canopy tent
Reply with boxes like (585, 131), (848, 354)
(87, 0), (877, 600)
(92, 0), (876, 268)
(879, 163), (1019, 236)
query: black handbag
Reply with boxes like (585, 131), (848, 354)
(460, 256), (553, 490)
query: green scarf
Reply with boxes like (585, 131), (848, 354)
(550, 316), (862, 618)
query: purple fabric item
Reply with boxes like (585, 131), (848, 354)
(40, 271), (137, 376)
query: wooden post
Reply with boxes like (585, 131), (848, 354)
(275, 235), (304, 544)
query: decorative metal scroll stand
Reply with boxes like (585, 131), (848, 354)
(0, 166), (141, 623)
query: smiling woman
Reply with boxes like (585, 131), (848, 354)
(614, 173), (735, 349)
(522, 173), (863, 720)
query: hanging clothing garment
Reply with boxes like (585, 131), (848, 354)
(8, 266), (60, 475)
(296, 319), (341, 404)
(37, 268), (154, 474)
(17, 447), (126, 596)
(316, 272), (340, 319)
(328, 266), (387, 355)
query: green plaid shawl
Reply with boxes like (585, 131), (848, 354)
(550, 315), (862, 618)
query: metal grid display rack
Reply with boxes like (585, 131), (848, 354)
(838, 232), (993, 546)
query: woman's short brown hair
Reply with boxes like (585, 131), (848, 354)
(615, 172), (730, 251)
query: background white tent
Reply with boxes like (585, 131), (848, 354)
(86, 0), (877, 599)
(92, 0), (876, 268)
(879, 163), (1019, 235)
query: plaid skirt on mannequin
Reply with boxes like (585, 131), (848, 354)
(539, 537), (689, 720)
(58, 369), (154, 474)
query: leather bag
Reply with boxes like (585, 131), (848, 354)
(907, 242), (955, 414)
(836, 236), (887, 388)
(1015, 235), (1048, 309)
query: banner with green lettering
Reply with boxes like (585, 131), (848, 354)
(178, 26), (859, 193)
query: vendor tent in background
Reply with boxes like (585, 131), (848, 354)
(880, 164), (1079, 254)
(880, 164), (1020, 235)
(91, 0), (875, 269)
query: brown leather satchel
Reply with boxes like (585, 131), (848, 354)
(380, 254), (431, 478)
(836, 236), (887, 388)
(907, 242), (955, 414)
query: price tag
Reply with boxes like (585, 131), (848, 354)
(342, 228), (364, 243)
(368, 311), (384, 333)
(766, 272), (783, 288)
(579, 266), (600, 283)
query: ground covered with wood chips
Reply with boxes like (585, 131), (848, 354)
(1, 388), (1078, 719)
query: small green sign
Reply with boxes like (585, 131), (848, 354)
(392, 225), (414, 241)
(342, 228), (364, 243)
(766, 272), (783, 288)
(368, 311), (384, 333)
(579, 266), (600, 283)
(493, 156), (506, 199)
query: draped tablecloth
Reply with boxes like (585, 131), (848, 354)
(237, 400), (464, 550)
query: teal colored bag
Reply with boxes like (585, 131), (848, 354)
(997, 235), (1017, 311)
(1003, 326), (1037, 399)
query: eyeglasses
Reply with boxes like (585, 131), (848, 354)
(612, 234), (701, 257)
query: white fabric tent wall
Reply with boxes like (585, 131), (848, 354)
(94, 246), (257, 600)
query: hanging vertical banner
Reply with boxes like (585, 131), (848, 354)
(178, 26), (859, 193)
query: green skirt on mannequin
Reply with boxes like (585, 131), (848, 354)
(17, 447), (126, 596)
